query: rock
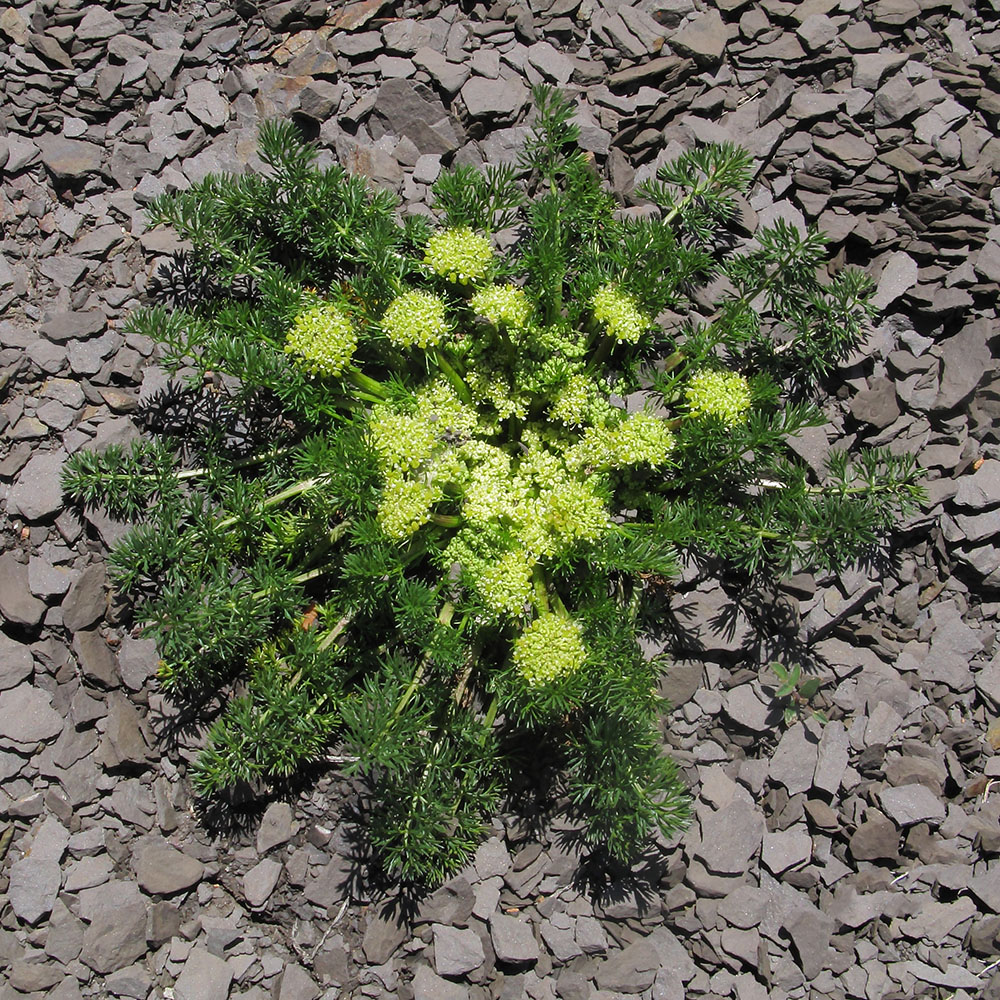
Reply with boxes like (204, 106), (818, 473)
(77, 7), (125, 41)
(935, 321), (991, 413)
(813, 721), (849, 794)
(669, 585), (751, 656)
(474, 836), (512, 879)
(243, 859), (282, 908)
(849, 811), (899, 861)
(670, 10), (729, 65)
(0, 631), (34, 690)
(723, 684), (776, 731)
(955, 460), (1000, 510)
(412, 964), (469, 1000)
(186, 81), (230, 130)
(595, 939), (659, 993)
(769, 724), (819, 795)
(35, 135), (102, 182)
(461, 76), (529, 120)
(851, 377), (900, 429)
(362, 909), (409, 965)
(174, 946), (233, 1000)
(61, 564), (108, 632)
(0, 684), (64, 745)
(758, 73), (795, 125)
(878, 784), (946, 826)
(695, 799), (765, 875)
(761, 829), (812, 874)
(28, 815), (70, 862)
(72, 629), (118, 687)
(276, 964), (319, 1000)
(81, 898), (149, 973)
(106, 964), (153, 999)
(526, 40), (575, 84)
(852, 52), (909, 89)
(7, 450), (67, 522)
(257, 801), (296, 853)
(870, 252), (918, 310)
(412, 48), (470, 97)
(783, 904), (833, 979)
(373, 78), (464, 155)
(40, 310), (106, 342)
(135, 842), (205, 895)
(297, 80), (345, 120)
(7, 857), (62, 924)
(0, 554), (47, 627)
(433, 924), (485, 976)
(101, 692), (150, 768)
(490, 913), (540, 966)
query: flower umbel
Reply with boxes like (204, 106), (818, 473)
(685, 370), (752, 426)
(591, 283), (649, 344)
(425, 227), (494, 285)
(382, 290), (450, 349)
(284, 303), (357, 377)
(471, 284), (532, 328)
(513, 613), (587, 687)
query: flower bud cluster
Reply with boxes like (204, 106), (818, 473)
(377, 476), (441, 540)
(424, 227), (494, 285)
(382, 290), (449, 349)
(591, 283), (649, 344)
(513, 613), (586, 687)
(567, 410), (674, 471)
(285, 303), (357, 377)
(685, 370), (752, 426)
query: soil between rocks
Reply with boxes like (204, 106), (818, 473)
(1, 1), (1000, 999)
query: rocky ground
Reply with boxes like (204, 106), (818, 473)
(2, 0), (1000, 998)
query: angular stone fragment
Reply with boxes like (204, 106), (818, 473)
(62, 564), (107, 632)
(135, 842), (205, 895)
(411, 965), (468, 1000)
(489, 913), (539, 965)
(7, 450), (67, 523)
(433, 924), (485, 976)
(173, 946), (233, 1000)
(81, 899), (148, 973)
(595, 939), (659, 992)
(769, 724), (819, 795)
(870, 252), (918, 310)
(849, 811), (899, 861)
(461, 77), (529, 120)
(362, 909), (409, 965)
(257, 801), (296, 853)
(0, 684), (64, 744)
(878, 784), (946, 826)
(695, 800), (765, 875)
(783, 905), (833, 979)
(0, 632), (34, 690)
(35, 136), (102, 182)
(243, 859), (282, 909)
(955, 460), (1000, 510)
(185, 80), (230, 130)
(670, 10), (728, 65)
(8, 857), (62, 924)
(0, 553), (47, 627)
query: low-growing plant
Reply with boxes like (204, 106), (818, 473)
(768, 662), (829, 727)
(63, 87), (923, 884)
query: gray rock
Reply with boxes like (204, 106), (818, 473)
(257, 801), (296, 853)
(373, 78), (464, 155)
(135, 842), (205, 895)
(852, 52), (909, 89)
(186, 81), (230, 130)
(118, 636), (159, 691)
(490, 913), (539, 965)
(412, 964), (469, 1000)
(955, 460), (1000, 510)
(812, 721), (849, 794)
(433, 923), (485, 976)
(0, 684), (64, 744)
(106, 964), (154, 999)
(7, 450), (68, 522)
(297, 81), (345, 120)
(526, 40), (575, 84)
(851, 377), (900, 430)
(669, 584), (751, 656)
(723, 685), (774, 731)
(871, 251), (918, 310)
(243, 858), (282, 908)
(669, 10), (729, 65)
(0, 553), (47, 627)
(7, 856), (62, 924)
(768, 723), (819, 795)
(35, 135), (102, 182)
(849, 811), (899, 861)
(758, 73), (795, 125)
(412, 47), (471, 96)
(474, 836), (512, 879)
(77, 7), (125, 40)
(28, 815), (70, 862)
(362, 909), (409, 965)
(694, 800), (765, 875)
(934, 321), (991, 413)
(61, 563), (108, 632)
(72, 629), (118, 687)
(276, 964), (319, 1000)
(761, 828), (812, 874)
(783, 904), (833, 979)
(101, 693), (151, 768)
(878, 784), (946, 826)
(0, 631), (34, 690)
(40, 310), (106, 342)
(595, 939), (659, 992)
(173, 946), (233, 1000)
(461, 76), (529, 120)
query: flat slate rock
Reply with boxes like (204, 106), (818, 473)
(0, 631), (34, 690)
(7, 856), (62, 924)
(0, 683), (64, 745)
(173, 946), (233, 1000)
(135, 843), (205, 895)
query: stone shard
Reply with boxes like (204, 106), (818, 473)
(80, 898), (149, 973)
(61, 563), (108, 632)
(0, 683), (64, 745)
(695, 800), (765, 875)
(433, 924), (486, 976)
(0, 553), (47, 627)
(173, 946), (233, 1000)
(257, 801), (296, 853)
(0, 631), (34, 690)
(670, 10), (729, 65)
(489, 912), (540, 965)
(8, 857), (62, 924)
(134, 843), (205, 895)
(35, 135), (102, 182)
(7, 450), (67, 522)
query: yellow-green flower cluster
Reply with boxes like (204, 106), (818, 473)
(424, 227), (494, 285)
(284, 303), (357, 377)
(567, 411), (674, 470)
(471, 284), (532, 328)
(377, 476), (440, 540)
(368, 405), (438, 473)
(513, 613), (586, 687)
(550, 374), (592, 426)
(591, 283), (649, 344)
(685, 370), (752, 426)
(477, 546), (534, 618)
(382, 290), (449, 349)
